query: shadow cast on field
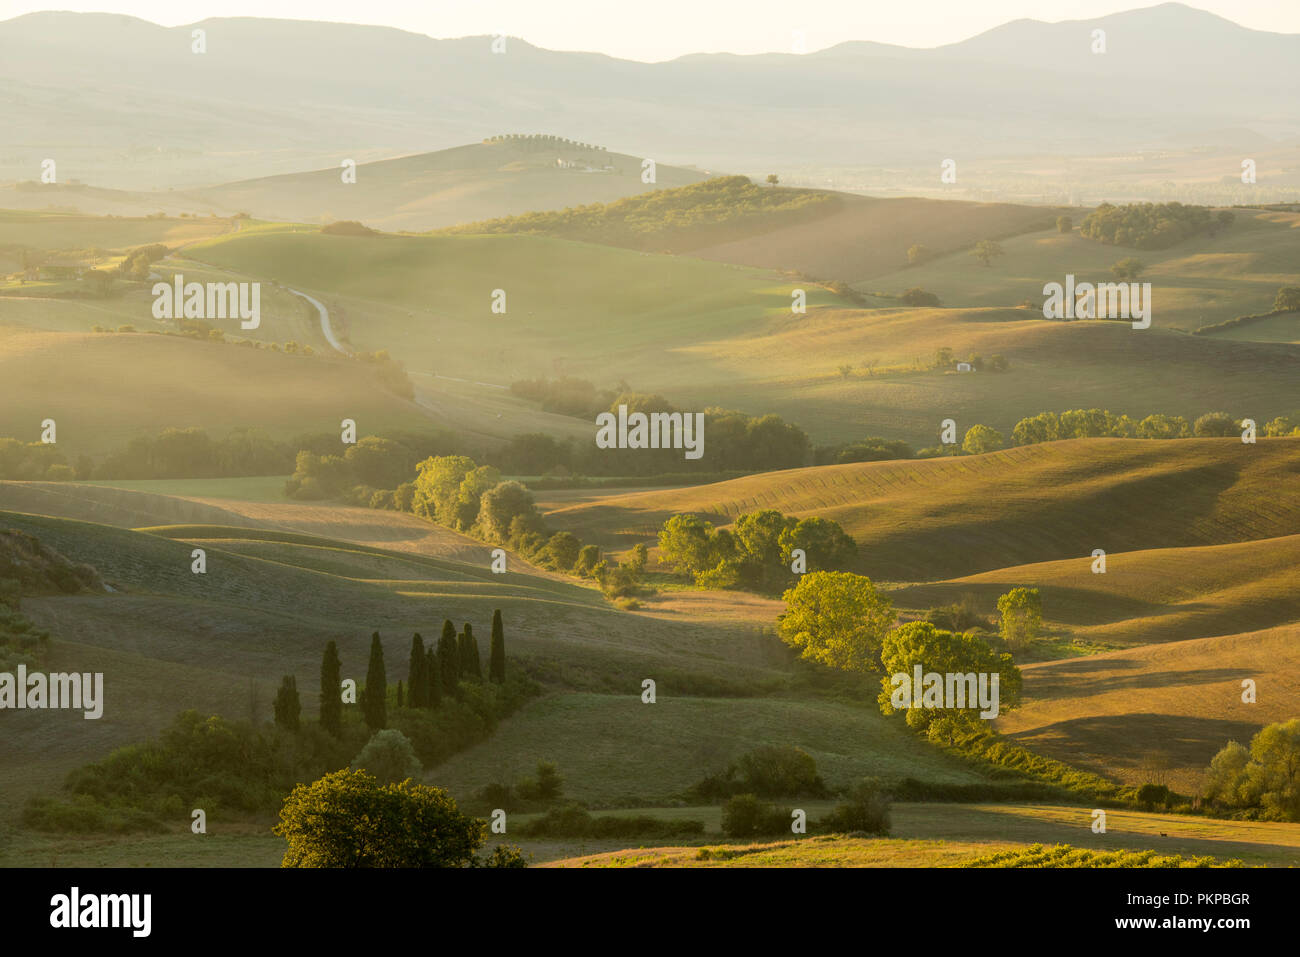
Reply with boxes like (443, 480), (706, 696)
(1007, 713), (1265, 770)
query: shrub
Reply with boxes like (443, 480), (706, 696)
(351, 729), (422, 784)
(517, 804), (704, 839)
(734, 745), (828, 798)
(900, 287), (940, 307)
(1137, 783), (1171, 810)
(720, 794), (790, 838)
(515, 761), (564, 803)
(819, 779), (891, 834)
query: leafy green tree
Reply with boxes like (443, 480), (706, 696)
(320, 641), (342, 738)
(477, 480), (539, 542)
(574, 544), (602, 578)
(720, 794), (787, 837)
(906, 243), (931, 265)
(351, 729), (422, 784)
(437, 620), (459, 697)
(778, 517), (857, 574)
(996, 587), (1043, 652)
(407, 633), (426, 709)
(735, 745), (824, 797)
(732, 509), (797, 590)
(625, 543), (649, 575)
(876, 621), (1022, 731)
(1111, 257), (1145, 281)
(363, 632), (388, 730)
(657, 514), (715, 577)
(1263, 416), (1297, 437)
(1136, 413), (1190, 439)
(1204, 720), (1300, 820)
(273, 675), (300, 733)
(900, 287), (940, 306)
(455, 465), (501, 530)
(1274, 286), (1300, 312)
(516, 761), (564, 802)
(962, 424), (1005, 454)
(821, 778), (891, 834)
(274, 769), (485, 867)
(489, 609), (506, 683)
(971, 239), (1003, 267)
(1012, 411), (1061, 446)
(765, 174), (779, 186)
(1056, 215), (1072, 233)
(777, 571), (896, 672)
(1204, 741), (1252, 807)
(1193, 411), (1236, 437)
(411, 455), (499, 529)
(543, 531), (582, 571)
(1137, 783), (1170, 810)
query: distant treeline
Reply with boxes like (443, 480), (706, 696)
(506, 380), (812, 475)
(0, 427), (474, 483)
(1079, 202), (1232, 250)
(445, 175), (839, 252)
(1009, 409), (1299, 445)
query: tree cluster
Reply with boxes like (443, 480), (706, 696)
(1079, 202), (1232, 249)
(658, 510), (857, 593)
(445, 175), (839, 253)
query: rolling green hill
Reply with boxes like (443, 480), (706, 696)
(0, 323), (431, 456)
(190, 139), (713, 232)
(546, 437), (1300, 580)
(859, 209), (1300, 335)
(183, 226), (1299, 447)
(999, 624), (1300, 794)
(691, 192), (1066, 281)
(890, 535), (1300, 648)
(0, 209), (237, 252)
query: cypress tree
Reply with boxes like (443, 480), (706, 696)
(320, 640), (342, 737)
(489, 609), (505, 684)
(460, 623), (482, 681)
(396, 680), (404, 708)
(364, 631), (387, 730)
(407, 633), (426, 708)
(438, 619), (459, 697)
(425, 646), (441, 706)
(273, 675), (300, 732)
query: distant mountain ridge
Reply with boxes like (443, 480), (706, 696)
(0, 4), (1296, 189)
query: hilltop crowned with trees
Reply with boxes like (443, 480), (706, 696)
(1079, 202), (1233, 249)
(443, 175), (839, 252)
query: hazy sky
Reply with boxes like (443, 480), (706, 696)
(0, 0), (1296, 59)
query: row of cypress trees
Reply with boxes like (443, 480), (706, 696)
(316, 609), (508, 736)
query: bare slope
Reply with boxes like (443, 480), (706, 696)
(546, 438), (1300, 581)
(999, 624), (1300, 794)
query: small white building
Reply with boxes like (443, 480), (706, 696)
(957, 362), (974, 372)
